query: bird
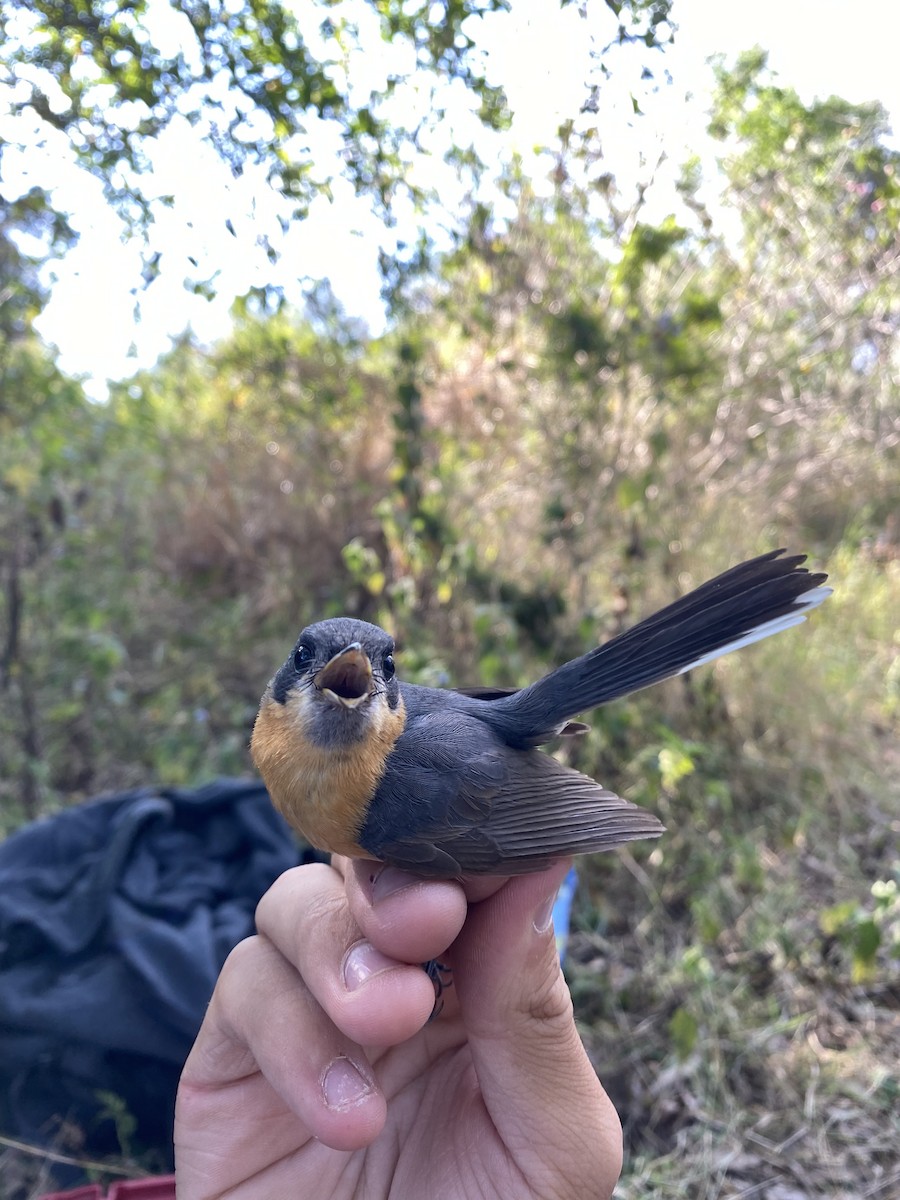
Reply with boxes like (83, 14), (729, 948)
(251, 549), (830, 878)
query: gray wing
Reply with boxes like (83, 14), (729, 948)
(359, 711), (664, 877)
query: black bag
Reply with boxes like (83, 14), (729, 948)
(0, 779), (309, 1184)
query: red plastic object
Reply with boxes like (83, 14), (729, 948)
(108, 1180), (176, 1199)
(37, 1175), (176, 1200)
(36, 1190), (100, 1200)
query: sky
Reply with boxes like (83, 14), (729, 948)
(5, 0), (899, 398)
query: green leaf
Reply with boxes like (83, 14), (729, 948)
(659, 746), (695, 792)
(851, 919), (881, 983)
(615, 477), (644, 511)
(819, 900), (857, 937)
(668, 1006), (698, 1059)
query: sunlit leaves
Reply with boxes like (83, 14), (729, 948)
(820, 875), (900, 985)
(0, 0), (506, 232)
(1, 0), (679, 298)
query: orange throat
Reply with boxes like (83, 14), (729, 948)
(251, 689), (405, 857)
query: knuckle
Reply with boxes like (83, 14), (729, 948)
(219, 933), (266, 982)
(524, 969), (575, 1028)
(254, 861), (338, 932)
(212, 935), (273, 1031)
(216, 934), (273, 1002)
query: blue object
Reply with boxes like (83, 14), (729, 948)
(552, 865), (579, 963)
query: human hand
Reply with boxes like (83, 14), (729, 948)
(174, 856), (623, 1199)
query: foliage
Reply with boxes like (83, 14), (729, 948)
(819, 870), (900, 985)
(0, 0), (674, 290)
(0, 186), (76, 338)
(1, 48), (899, 1199)
(0, 193), (100, 820)
(703, 49), (900, 541)
(2, 0), (505, 220)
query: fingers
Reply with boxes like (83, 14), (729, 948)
(452, 859), (624, 1199)
(177, 933), (386, 1164)
(179, 855), (474, 1166)
(255, 862), (436, 1046)
(338, 858), (475, 965)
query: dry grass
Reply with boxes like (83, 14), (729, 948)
(568, 757), (900, 1200)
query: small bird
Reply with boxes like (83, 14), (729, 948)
(252, 549), (830, 877)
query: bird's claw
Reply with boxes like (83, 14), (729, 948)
(422, 958), (453, 1020)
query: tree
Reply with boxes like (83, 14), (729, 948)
(0, 191), (92, 820)
(0, 0), (675, 294)
(700, 50), (900, 536)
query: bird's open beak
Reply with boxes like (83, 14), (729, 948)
(313, 643), (374, 709)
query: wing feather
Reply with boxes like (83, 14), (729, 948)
(359, 711), (663, 877)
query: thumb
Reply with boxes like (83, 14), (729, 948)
(452, 860), (623, 1200)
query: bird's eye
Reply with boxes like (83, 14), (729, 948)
(383, 653), (396, 680)
(293, 644), (313, 672)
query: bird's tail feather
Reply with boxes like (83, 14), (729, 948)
(498, 549), (830, 746)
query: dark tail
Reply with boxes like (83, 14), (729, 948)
(494, 549), (830, 747)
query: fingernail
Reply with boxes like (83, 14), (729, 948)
(343, 941), (399, 991)
(322, 1057), (373, 1110)
(372, 866), (419, 903)
(533, 890), (558, 936)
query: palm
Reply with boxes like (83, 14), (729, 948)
(185, 1013), (524, 1198)
(334, 1033), (520, 1198)
(371, 1036), (527, 1199)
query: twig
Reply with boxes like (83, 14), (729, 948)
(0, 1133), (141, 1178)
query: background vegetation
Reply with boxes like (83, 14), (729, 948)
(1, 3), (898, 1197)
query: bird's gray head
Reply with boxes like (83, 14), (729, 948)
(268, 616), (401, 747)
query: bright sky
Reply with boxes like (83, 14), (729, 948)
(5, 0), (899, 398)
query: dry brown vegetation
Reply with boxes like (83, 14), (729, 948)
(1, 48), (899, 1200)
